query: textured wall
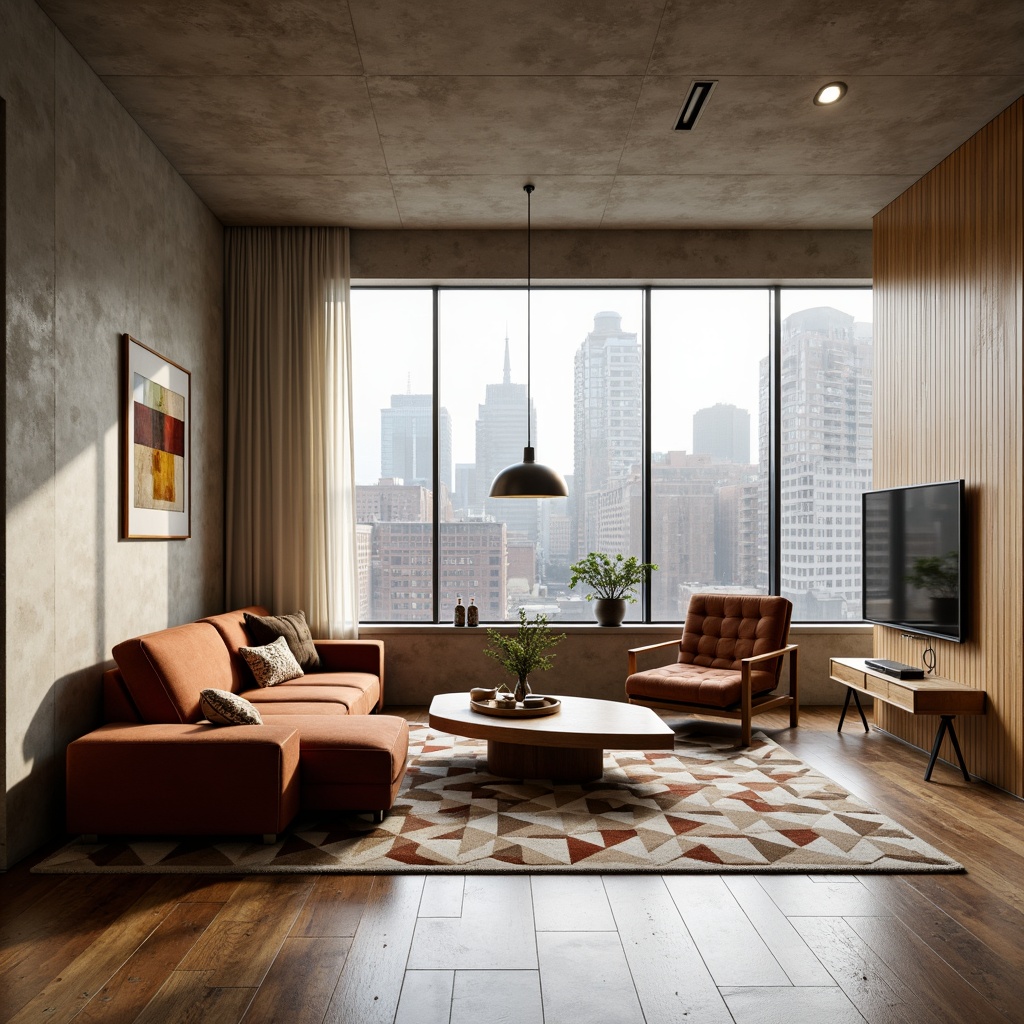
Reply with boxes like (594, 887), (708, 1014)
(872, 98), (1023, 795)
(361, 625), (871, 708)
(350, 228), (872, 284)
(2, 0), (224, 868)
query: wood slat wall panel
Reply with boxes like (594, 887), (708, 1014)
(871, 97), (1024, 795)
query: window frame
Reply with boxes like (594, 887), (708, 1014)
(352, 284), (871, 624)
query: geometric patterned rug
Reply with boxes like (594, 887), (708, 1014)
(34, 727), (962, 874)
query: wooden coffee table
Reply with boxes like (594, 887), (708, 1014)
(428, 692), (675, 783)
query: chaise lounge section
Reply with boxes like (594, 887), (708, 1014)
(66, 607), (409, 840)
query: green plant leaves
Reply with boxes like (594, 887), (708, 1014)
(567, 551), (658, 601)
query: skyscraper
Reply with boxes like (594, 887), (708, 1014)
(380, 393), (453, 494)
(474, 335), (539, 545)
(572, 311), (642, 557)
(693, 403), (751, 464)
(760, 306), (873, 620)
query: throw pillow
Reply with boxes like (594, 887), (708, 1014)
(239, 635), (304, 687)
(243, 609), (320, 672)
(200, 688), (263, 726)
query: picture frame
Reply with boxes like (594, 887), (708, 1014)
(123, 334), (191, 539)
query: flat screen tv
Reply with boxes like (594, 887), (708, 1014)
(862, 480), (966, 642)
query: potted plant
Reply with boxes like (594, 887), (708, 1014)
(483, 608), (566, 702)
(568, 552), (659, 626)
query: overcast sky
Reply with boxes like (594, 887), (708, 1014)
(351, 287), (873, 488)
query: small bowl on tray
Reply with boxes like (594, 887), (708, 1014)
(469, 694), (561, 718)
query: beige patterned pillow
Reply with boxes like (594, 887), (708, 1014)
(239, 635), (304, 687)
(200, 688), (263, 726)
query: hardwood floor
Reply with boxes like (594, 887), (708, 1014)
(3, 706), (1024, 1024)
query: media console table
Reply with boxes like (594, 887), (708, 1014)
(829, 657), (986, 782)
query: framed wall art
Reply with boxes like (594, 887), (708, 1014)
(123, 334), (191, 539)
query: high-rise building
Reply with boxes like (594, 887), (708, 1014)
(474, 335), (540, 546)
(356, 479), (432, 524)
(693, 403), (751, 465)
(572, 311), (642, 557)
(760, 306), (873, 620)
(453, 463), (476, 516)
(355, 523), (373, 621)
(380, 393), (453, 494)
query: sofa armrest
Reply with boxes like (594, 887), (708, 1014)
(315, 640), (385, 709)
(66, 723), (301, 837)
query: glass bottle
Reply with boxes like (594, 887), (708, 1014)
(453, 596), (466, 627)
(467, 597), (479, 627)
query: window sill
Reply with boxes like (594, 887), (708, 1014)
(359, 622), (873, 636)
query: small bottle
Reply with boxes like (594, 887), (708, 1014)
(453, 596), (466, 627)
(467, 597), (479, 627)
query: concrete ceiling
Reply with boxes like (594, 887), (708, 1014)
(37, 0), (1024, 229)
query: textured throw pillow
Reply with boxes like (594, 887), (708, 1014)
(243, 610), (320, 672)
(239, 635), (304, 687)
(199, 688), (263, 726)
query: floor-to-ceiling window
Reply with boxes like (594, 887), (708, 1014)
(352, 286), (871, 624)
(650, 290), (770, 620)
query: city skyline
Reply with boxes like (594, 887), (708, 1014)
(352, 289), (873, 621)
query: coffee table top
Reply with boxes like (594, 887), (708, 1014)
(428, 692), (675, 751)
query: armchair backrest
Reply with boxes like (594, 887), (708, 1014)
(677, 594), (793, 684)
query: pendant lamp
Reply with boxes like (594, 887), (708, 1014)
(488, 184), (569, 499)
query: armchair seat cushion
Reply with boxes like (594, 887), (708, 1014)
(626, 663), (777, 708)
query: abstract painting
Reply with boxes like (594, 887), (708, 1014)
(123, 334), (190, 538)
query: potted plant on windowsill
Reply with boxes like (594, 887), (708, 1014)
(483, 608), (566, 703)
(568, 552), (658, 626)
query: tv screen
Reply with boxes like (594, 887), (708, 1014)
(862, 480), (965, 642)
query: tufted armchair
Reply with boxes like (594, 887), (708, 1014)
(625, 594), (798, 746)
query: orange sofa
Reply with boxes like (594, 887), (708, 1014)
(66, 607), (409, 840)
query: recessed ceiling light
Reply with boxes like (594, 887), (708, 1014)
(813, 82), (847, 106)
(674, 80), (717, 130)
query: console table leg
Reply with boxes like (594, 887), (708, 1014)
(838, 688), (870, 734)
(943, 716), (971, 782)
(924, 718), (947, 781)
(838, 689), (851, 732)
(852, 691), (870, 732)
(924, 716), (972, 782)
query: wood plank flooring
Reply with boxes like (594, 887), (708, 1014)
(3, 706), (1024, 1024)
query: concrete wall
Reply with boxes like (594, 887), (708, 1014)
(363, 624), (872, 708)
(2, 0), (224, 868)
(350, 228), (872, 284)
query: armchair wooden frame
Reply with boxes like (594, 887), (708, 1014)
(627, 640), (800, 746)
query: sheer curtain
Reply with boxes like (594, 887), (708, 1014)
(225, 227), (358, 638)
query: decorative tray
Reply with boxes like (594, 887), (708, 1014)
(469, 696), (561, 718)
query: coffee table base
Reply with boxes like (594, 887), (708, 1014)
(487, 740), (604, 783)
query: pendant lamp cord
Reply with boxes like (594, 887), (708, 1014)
(525, 183), (534, 450)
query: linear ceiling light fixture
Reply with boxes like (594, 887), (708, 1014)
(674, 80), (717, 130)
(488, 184), (568, 500)
(813, 81), (848, 106)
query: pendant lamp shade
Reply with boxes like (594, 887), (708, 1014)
(489, 446), (567, 498)
(488, 185), (568, 500)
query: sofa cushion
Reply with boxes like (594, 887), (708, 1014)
(201, 606), (270, 691)
(626, 662), (777, 708)
(66, 722), (301, 836)
(113, 622), (236, 724)
(245, 675), (379, 716)
(257, 702), (352, 717)
(271, 715), (409, 812)
(200, 688), (264, 726)
(240, 636), (304, 687)
(244, 610), (320, 672)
